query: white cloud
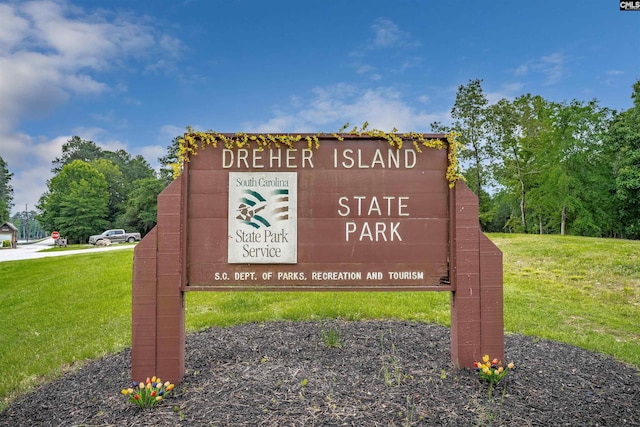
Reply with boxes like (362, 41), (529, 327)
(512, 64), (528, 76)
(371, 18), (401, 47)
(33, 135), (69, 166)
(349, 18), (421, 81)
(0, 0), (182, 214)
(535, 52), (567, 85)
(64, 73), (108, 94)
(2, 133), (66, 209)
(243, 84), (449, 135)
(510, 52), (568, 86)
(159, 125), (185, 142)
(137, 145), (165, 170)
(1, 132), (37, 171)
(602, 69), (624, 87)
(243, 115), (302, 134)
(70, 127), (128, 153)
(135, 124), (185, 169)
(370, 18), (417, 49)
(356, 64), (376, 75)
(0, 52), (69, 131)
(0, 0), (180, 129)
(13, 166), (52, 210)
(501, 82), (524, 93)
(485, 82), (525, 104)
(0, 3), (29, 51)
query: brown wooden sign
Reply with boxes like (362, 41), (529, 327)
(132, 133), (503, 383)
(185, 137), (450, 291)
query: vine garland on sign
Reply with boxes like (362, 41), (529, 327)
(174, 123), (462, 187)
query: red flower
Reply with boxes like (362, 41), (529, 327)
(134, 394), (140, 400)
(151, 391), (156, 397)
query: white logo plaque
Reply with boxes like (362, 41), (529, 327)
(228, 172), (297, 264)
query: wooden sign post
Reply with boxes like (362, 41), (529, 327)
(131, 133), (503, 383)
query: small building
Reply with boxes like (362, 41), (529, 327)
(0, 222), (19, 248)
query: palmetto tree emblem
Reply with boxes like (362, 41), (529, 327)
(236, 189), (289, 229)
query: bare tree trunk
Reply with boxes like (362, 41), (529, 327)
(539, 216), (543, 234)
(513, 147), (527, 232)
(520, 180), (526, 231)
(561, 205), (566, 235)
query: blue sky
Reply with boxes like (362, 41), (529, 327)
(1, 0), (639, 215)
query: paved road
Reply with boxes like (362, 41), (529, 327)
(0, 238), (135, 263)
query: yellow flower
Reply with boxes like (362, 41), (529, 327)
(146, 383), (152, 390)
(497, 367), (504, 374)
(482, 355), (490, 363)
(151, 376), (157, 383)
(164, 381), (171, 388)
(128, 388), (134, 394)
(156, 382), (162, 389)
(139, 383), (145, 389)
(121, 389), (129, 395)
(166, 384), (175, 392)
(156, 396), (163, 401)
(508, 362), (515, 369)
(486, 370), (493, 376)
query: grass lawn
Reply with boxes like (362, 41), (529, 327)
(1, 233), (639, 409)
(495, 234), (640, 363)
(0, 251), (133, 408)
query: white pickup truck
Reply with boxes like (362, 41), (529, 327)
(88, 229), (141, 245)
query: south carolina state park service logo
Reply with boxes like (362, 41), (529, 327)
(228, 172), (297, 264)
(235, 188), (290, 229)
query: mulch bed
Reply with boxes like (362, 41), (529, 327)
(1, 320), (639, 426)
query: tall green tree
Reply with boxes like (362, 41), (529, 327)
(37, 160), (109, 243)
(451, 79), (491, 198)
(0, 156), (13, 222)
(120, 177), (167, 235)
(11, 210), (45, 240)
(54, 137), (154, 188)
(158, 136), (182, 184)
(606, 80), (640, 238)
(533, 100), (613, 236)
(52, 137), (104, 174)
(51, 136), (155, 228)
(440, 79), (496, 229)
(90, 159), (127, 226)
(487, 95), (553, 233)
(117, 137), (180, 234)
(103, 149), (154, 186)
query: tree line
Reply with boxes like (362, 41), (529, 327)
(32, 136), (179, 243)
(0, 136), (179, 244)
(433, 78), (640, 239)
(0, 79), (639, 242)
